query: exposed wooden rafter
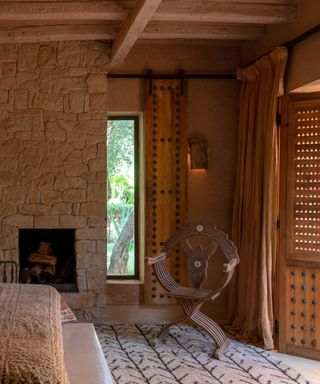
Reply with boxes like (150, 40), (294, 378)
(110, 0), (162, 66)
(0, 0), (298, 67)
(0, 1), (296, 25)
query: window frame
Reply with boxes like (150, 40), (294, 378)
(106, 115), (140, 280)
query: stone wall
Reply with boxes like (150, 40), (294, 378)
(0, 41), (109, 319)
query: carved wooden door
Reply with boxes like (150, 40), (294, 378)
(144, 79), (188, 305)
(279, 96), (320, 360)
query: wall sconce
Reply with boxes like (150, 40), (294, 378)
(188, 138), (208, 170)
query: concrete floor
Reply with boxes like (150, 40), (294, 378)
(269, 351), (320, 383)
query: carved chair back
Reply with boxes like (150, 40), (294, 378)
(152, 223), (239, 293)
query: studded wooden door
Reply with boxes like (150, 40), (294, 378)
(144, 79), (187, 305)
(279, 97), (320, 360)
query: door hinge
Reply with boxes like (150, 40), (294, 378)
(276, 217), (280, 230)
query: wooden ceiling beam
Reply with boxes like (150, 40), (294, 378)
(110, 0), (162, 66)
(153, 2), (297, 24)
(0, 25), (117, 43)
(0, 1), (296, 24)
(143, 23), (266, 40)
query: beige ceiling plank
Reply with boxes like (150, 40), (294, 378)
(154, 2), (297, 24)
(110, 0), (162, 66)
(0, 1), (132, 21)
(143, 23), (266, 40)
(0, 25), (117, 43)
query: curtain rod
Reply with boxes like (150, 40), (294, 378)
(242, 23), (320, 69)
(107, 71), (236, 80)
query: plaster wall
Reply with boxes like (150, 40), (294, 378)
(108, 42), (240, 319)
(242, 0), (320, 92)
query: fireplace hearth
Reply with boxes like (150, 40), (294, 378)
(19, 229), (77, 292)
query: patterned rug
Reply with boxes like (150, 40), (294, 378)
(95, 323), (313, 384)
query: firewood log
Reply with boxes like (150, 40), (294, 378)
(29, 264), (44, 277)
(27, 252), (57, 266)
(43, 265), (56, 276)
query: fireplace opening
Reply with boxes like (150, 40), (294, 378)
(19, 229), (77, 292)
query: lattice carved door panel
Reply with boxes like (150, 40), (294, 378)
(144, 79), (187, 305)
(280, 98), (320, 360)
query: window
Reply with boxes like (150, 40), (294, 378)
(106, 116), (139, 279)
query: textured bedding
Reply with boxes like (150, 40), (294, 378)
(0, 283), (69, 384)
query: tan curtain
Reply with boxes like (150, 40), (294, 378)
(228, 47), (287, 350)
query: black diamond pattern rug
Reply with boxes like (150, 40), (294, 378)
(95, 323), (313, 384)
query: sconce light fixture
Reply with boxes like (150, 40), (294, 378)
(188, 138), (208, 170)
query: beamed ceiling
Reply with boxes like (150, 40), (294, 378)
(0, 0), (298, 66)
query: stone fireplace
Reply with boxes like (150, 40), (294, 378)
(19, 229), (76, 291)
(0, 40), (109, 319)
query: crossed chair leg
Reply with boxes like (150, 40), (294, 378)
(154, 297), (230, 360)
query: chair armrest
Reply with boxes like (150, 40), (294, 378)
(223, 258), (239, 273)
(148, 252), (167, 265)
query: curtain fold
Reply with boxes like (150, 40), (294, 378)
(227, 47), (287, 349)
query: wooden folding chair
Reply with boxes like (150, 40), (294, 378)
(0, 261), (18, 283)
(148, 222), (239, 359)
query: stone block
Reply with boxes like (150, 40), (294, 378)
(68, 67), (88, 76)
(66, 150), (81, 162)
(0, 159), (18, 172)
(97, 240), (106, 253)
(47, 142), (73, 161)
(0, 77), (16, 90)
(2, 214), (33, 227)
(88, 158), (105, 173)
(0, 202), (17, 216)
(2, 62), (16, 77)
(88, 93), (108, 112)
(86, 269), (106, 291)
(68, 176), (86, 189)
(0, 44), (18, 62)
(0, 138), (23, 158)
(64, 76), (83, 91)
(60, 292), (95, 310)
(78, 119), (105, 135)
(6, 115), (33, 133)
(45, 121), (66, 142)
(0, 235), (18, 250)
(87, 183), (105, 202)
(34, 93), (64, 112)
(86, 74), (108, 93)
(30, 174), (55, 190)
(86, 134), (105, 145)
(19, 144), (45, 168)
(0, 171), (19, 186)
(80, 202), (105, 218)
(0, 90), (9, 103)
(19, 204), (49, 216)
(72, 203), (80, 215)
(35, 215), (59, 228)
(4, 249), (18, 260)
(18, 44), (38, 71)
(59, 215), (87, 228)
(41, 190), (61, 205)
(26, 189), (41, 203)
(54, 175), (71, 191)
(68, 91), (84, 113)
(40, 155), (63, 174)
(77, 252), (105, 269)
(14, 90), (29, 110)
(2, 186), (26, 204)
(82, 145), (97, 163)
(40, 71), (53, 92)
(38, 44), (57, 68)
(76, 268), (87, 292)
(51, 202), (72, 215)
(62, 189), (86, 203)
(57, 41), (81, 66)
(76, 240), (96, 253)
(64, 161), (88, 177)
(76, 227), (106, 240)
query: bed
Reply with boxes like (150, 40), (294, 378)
(0, 283), (113, 384)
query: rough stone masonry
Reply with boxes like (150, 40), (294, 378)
(0, 41), (109, 319)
